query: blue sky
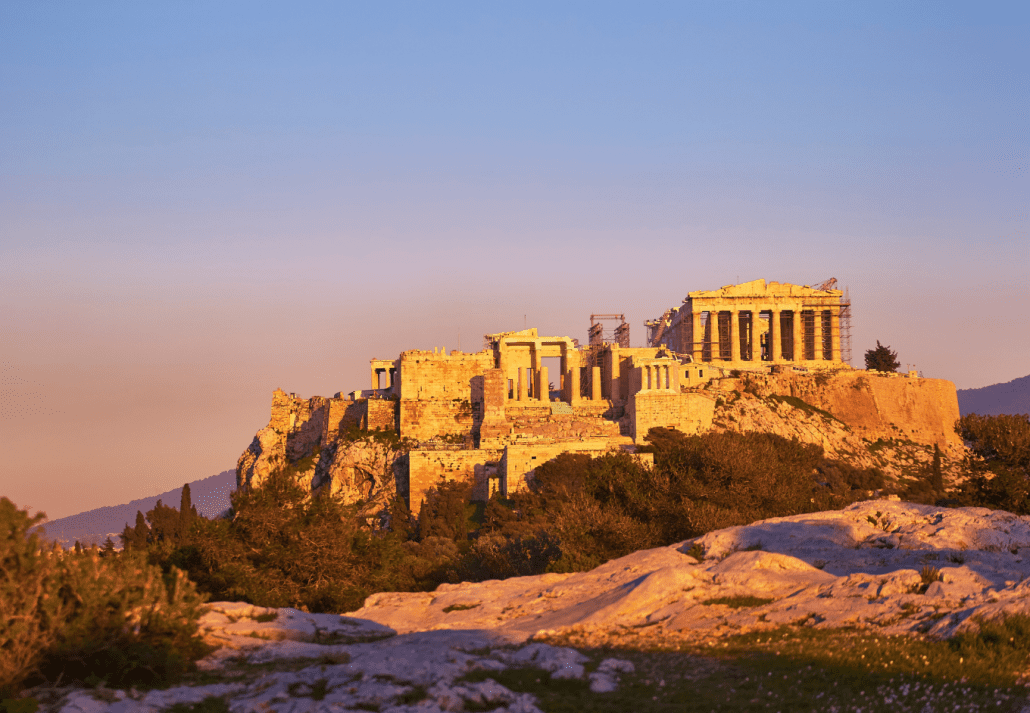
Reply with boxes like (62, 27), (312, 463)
(2, 1), (1028, 519)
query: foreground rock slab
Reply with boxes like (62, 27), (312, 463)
(38, 500), (1030, 711)
(354, 500), (1030, 644)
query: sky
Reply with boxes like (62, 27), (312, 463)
(2, 1), (1028, 520)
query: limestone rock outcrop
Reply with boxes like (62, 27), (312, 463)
(350, 499), (1030, 644)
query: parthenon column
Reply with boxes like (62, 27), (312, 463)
(691, 309), (703, 362)
(831, 309), (842, 362)
(750, 312), (761, 362)
(371, 367), (378, 390)
(591, 366), (602, 400)
(538, 366), (549, 403)
(570, 365), (580, 402)
(812, 310), (823, 362)
(771, 309), (782, 362)
(518, 368), (527, 401)
(729, 309), (740, 362)
(791, 310), (802, 362)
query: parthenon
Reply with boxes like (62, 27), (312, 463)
(645, 279), (847, 366)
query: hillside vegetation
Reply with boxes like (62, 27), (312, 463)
(3, 413), (1030, 696)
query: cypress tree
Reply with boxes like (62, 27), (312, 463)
(930, 444), (944, 493)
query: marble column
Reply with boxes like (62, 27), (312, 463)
(792, 310), (802, 362)
(730, 309), (740, 362)
(538, 366), (549, 402)
(591, 366), (602, 400)
(771, 309), (782, 362)
(813, 310), (823, 361)
(751, 312), (762, 362)
(691, 309), (703, 362)
(831, 309), (842, 362)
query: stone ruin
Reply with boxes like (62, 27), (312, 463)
(237, 280), (961, 514)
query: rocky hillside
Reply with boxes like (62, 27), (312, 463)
(32, 499), (1030, 712)
(709, 387), (963, 488)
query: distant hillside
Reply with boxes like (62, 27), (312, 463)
(37, 470), (236, 548)
(957, 374), (1030, 416)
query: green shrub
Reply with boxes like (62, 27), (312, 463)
(955, 414), (1030, 513)
(0, 498), (208, 695)
(0, 499), (60, 695)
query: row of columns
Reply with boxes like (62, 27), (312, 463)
(690, 308), (841, 364)
(371, 367), (396, 390)
(641, 363), (674, 390)
(508, 364), (607, 403)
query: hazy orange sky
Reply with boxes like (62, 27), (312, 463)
(2, 2), (1028, 520)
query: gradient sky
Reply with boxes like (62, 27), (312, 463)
(2, 2), (1028, 520)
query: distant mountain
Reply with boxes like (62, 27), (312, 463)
(37, 470), (236, 548)
(957, 374), (1030, 417)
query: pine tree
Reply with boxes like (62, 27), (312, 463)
(101, 537), (116, 556)
(864, 341), (900, 372)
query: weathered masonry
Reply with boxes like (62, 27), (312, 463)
(645, 279), (849, 367)
(240, 279), (957, 514)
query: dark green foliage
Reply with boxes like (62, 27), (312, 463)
(955, 413), (1030, 513)
(864, 340), (900, 372)
(417, 480), (477, 541)
(900, 443), (949, 505)
(930, 443), (944, 492)
(464, 429), (875, 576)
(0, 498), (207, 696)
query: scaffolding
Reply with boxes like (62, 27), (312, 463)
(811, 277), (852, 366)
(588, 314), (630, 348)
(840, 286), (853, 366)
(645, 308), (675, 348)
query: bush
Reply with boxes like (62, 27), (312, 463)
(0, 499), (59, 694)
(464, 430), (875, 577)
(0, 498), (208, 696)
(955, 414), (1030, 513)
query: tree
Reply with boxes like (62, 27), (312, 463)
(930, 444), (944, 493)
(179, 483), (197, 530)
(864, 341), (900, 372)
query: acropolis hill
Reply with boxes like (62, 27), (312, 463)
(237, 279), (962, 513)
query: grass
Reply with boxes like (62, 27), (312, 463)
(442, 603), (480, 613)
(700, 596), (775, 609)
(524, 616), (1030, 711)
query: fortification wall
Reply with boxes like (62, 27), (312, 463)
(499, 441), (654, 496)
(398, 350), (494, 441)
(791, 371), (961, 448)
(495, 405), (624, 446)
(367, 399), (398, 431)
(627, 391), (717, 441)
(408, 448), (504, 513)
(238, 389), (329, 489)
(324, 398), (366, 439)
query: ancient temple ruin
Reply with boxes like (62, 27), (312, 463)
(644, 278), (849, 366)
(239, 279), (958, 514)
